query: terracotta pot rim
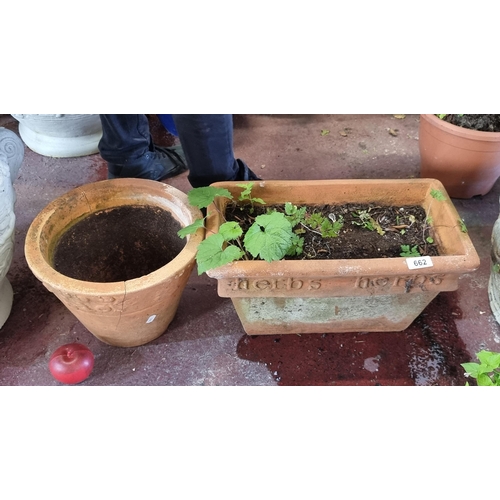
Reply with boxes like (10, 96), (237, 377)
(420, 114), (500, 141)
(25, 178), (204, 294)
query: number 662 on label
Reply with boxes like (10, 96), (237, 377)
(406, 256), (433, 270)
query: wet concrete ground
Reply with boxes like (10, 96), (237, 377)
(1, 113), (499, 386)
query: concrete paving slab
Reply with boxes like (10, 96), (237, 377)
(1, 114), (499, 386)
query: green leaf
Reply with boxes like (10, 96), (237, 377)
(219, 221), (243, 241)
(476, 350), (500, 370)
(177, 218), (205, 238)
(237, 182), (253, 199)
(284, 202), (307, 226)
(459, 219), (468, 233)
(244, 212), (294, 262)
(196, 233), (244, 274)
(370, 217), (385, 236)
(286, 234), (304, 256)
(430, 189), (446, 201)
(461, 362), (482, 378)
(236, 182), (265, 205)
(400, 245), (421, 257)
(188, 186), (233, 209)
(477, 373), (494, 386)
(320, 129), (330, 136)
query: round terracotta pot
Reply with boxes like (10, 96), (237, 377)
(419, 114), (500, 199)
(25, 179), (204, 347)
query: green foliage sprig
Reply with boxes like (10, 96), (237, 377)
(400, 245), (421, 257)
(461, 351), (500, 386)
(351, 209), (385, 236)
(178, 183), (346, 274)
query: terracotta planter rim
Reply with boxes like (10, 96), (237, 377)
(421, 114), (500, 142)
(206, 255), (477, 279)
(205, 178), (480, 277)
(25, 179), (203, 295)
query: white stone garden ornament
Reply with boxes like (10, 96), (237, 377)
(11, 114), (102, 158)
(0, 127), (24, 328)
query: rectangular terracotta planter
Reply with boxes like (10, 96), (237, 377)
(205, 179), (480, 335)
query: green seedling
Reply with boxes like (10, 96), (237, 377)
(351, 210), (385, 236)
(400, 245), (421, 257)
(237, 182), (265, 212)
(436, 114), (463, 120)
(422, 188), (446, 232)
(284, 202), (307, 227)
(430, 189), (446, 201)
(461, 350), (500, 386)
(286, 233), (304, 257)
(306, 212), (344, 238)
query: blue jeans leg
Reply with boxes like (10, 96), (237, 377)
(98, 114), (151, 164)
(173, 114), (246, 188)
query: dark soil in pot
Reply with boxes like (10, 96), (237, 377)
(439, 114), (500, 132)
(226, 202), (441, 260)
(53, 205), (185, 282)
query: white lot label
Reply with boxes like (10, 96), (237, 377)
(406, 256), (433, 270)
(146, 315), (157, 324)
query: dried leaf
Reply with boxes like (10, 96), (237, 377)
(393, 114), (406, 119)
(388, 128), (398, 137)
(339, 130), (348, 137)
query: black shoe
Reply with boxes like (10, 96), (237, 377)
(108, 144), (188, 181)
(235, 158), (262, 182)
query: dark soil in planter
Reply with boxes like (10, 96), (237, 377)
(440, 114), (500, 132)
(226, 202), (440, 260)
(53, 205), (185, 282)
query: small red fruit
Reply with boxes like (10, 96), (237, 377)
(49, 343), (94, 384)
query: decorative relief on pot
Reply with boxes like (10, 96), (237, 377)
(488, 199), (500, 324)
(227, 277), (323, 292)
(0, 128), (24, 180)
(45, 286), (123, 314)
(358, 274), (446, 291)
(0, 128), (24, 329)
(220, 272), (449, 298)
(0, 176), (15, 287)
